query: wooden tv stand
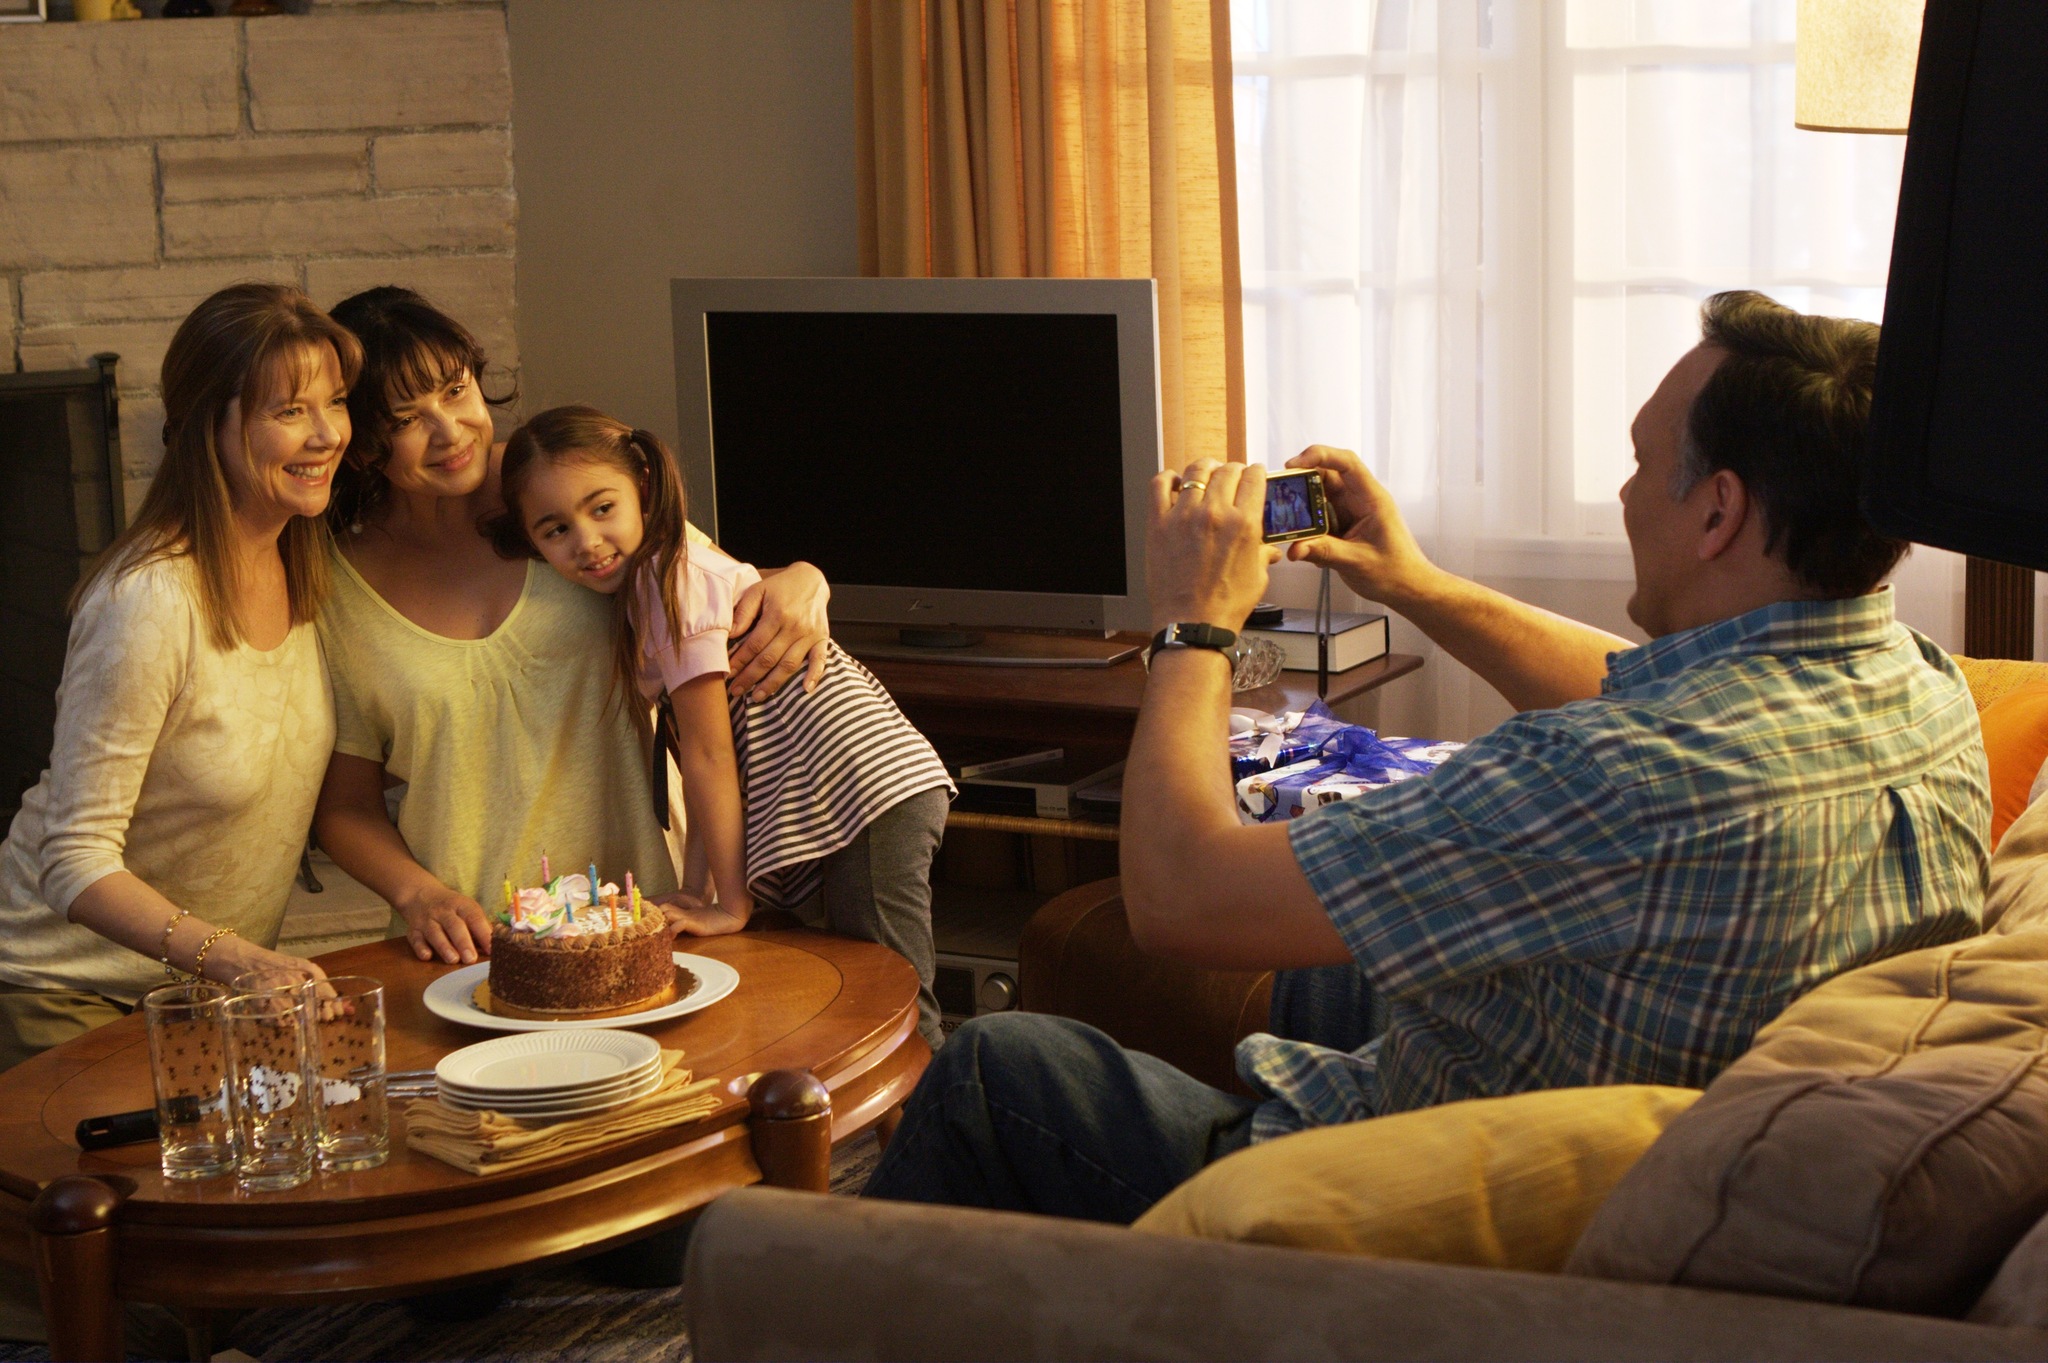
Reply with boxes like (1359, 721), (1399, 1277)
(856, 631), (1423, 752)
(855, 632), (1423, 1007)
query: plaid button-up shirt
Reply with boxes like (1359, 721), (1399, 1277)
(1238, 591), (1989, 1141)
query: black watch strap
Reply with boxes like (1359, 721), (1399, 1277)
(1143, 622), (1238, 669)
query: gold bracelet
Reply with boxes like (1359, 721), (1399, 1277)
(190, 926), (236, 980)
(157, 908), (190, 976)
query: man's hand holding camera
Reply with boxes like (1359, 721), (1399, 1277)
(1280, 445), (1437, 610)
(1148, 458), (1282, 635)
(1123, 455), (1354, 970)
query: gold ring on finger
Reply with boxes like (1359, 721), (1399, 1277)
(1181, 480), (1207, 493)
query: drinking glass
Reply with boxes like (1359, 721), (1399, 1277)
(222, 990), (315, 1192)
(306, 976), (388, 1172)
(141, 981), (235, 1181)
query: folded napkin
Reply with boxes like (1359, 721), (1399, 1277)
(406, 1049), (724, 1175)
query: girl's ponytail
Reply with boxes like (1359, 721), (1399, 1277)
(624, 426), (691, 670)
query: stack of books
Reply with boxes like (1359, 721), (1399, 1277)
(1239, 609), (1389, 673)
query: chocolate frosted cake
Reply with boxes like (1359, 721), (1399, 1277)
(488, 911), (675, 1017)
(484, 868), (675, 1018)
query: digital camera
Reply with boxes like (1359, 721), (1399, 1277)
(1263, 469), (1328, 544)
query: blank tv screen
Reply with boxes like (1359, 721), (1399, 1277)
(704, 311), (1127, 597)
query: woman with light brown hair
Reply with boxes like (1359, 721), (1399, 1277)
(0, 282), (353, 1069)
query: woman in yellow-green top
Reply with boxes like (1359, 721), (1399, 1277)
(312, 288), (832, 965)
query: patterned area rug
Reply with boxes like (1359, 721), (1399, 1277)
(0, 1132), (883, 1363)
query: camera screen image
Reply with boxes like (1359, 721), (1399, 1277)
(1264, 473), (1322, 539)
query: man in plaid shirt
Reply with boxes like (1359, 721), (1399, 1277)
(865, 292), (1989, 1221)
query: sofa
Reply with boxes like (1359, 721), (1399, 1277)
(681, 657), (2048, 1361)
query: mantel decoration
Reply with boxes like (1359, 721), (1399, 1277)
(0, 0), (48, 22)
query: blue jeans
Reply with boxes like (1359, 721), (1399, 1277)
(862, 1012), (1259, 1224)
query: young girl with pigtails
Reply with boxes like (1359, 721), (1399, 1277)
(489, 405), (951, 1049)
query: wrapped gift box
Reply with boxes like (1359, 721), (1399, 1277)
(1228, 701), (1354, 781)
(1236, 729), (1464, 823)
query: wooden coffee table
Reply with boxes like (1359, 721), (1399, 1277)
(0, 929), (928, 1362)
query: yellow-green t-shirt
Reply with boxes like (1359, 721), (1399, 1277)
(317, 548), (678, 927)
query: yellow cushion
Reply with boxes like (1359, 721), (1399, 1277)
(1133, 1084), (1700, 1272)
(1953, 655), (2048, 715)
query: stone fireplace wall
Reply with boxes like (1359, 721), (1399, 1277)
(0, 1), (517, 513)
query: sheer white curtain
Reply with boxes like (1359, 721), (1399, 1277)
(1232, 0), (1964, 742)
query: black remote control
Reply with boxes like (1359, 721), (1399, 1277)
(76, 1108), (158, 1151)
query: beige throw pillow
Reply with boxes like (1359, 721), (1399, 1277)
(1990, 789), (2048, 932)
(1136, 1085), (1700, 1272)
(1565, 928), (2048, 1317)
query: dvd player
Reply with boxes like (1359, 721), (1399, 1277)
(954, 755), (1125, 821)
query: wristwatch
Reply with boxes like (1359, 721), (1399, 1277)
(1142, 622), (1238, 670)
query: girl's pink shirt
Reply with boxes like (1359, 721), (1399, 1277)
(634, 540), (763, 699)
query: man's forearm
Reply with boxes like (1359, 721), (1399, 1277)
(1122, 650), (1240, 930)
(1121, 650), (1349, 969)
(1381, 563), (1629, 712)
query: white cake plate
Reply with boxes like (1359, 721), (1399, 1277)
(421, 951), (740, 1033)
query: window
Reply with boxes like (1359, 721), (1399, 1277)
(1230, 0), (1907, 543)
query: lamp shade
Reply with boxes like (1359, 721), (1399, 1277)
(1795, 0), (1925, 133)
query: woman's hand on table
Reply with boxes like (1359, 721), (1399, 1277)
(209, 934), (328, 989)
(728, 561), (830, 702)
(392, 882), (493, 964)
(657, 888), (752, 938)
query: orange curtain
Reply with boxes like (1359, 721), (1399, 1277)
(854, 0), (1247, 467)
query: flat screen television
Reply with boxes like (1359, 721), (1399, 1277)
(671, 277), (1161, 665)
(1865, 0), (2048, 570)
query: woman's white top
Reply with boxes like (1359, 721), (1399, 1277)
(0, 555), (334, 1004)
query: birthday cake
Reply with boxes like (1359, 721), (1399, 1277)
(485, 865), (677, 1019)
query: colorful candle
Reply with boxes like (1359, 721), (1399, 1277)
(625, 871), (637, 923)
(503, 879), (516, 923)
(630, 885), (641, 923)
(540, 850), (551, 883)
(587, 863), (600, 908)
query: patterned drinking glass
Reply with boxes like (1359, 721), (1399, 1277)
(141, 981), (235, 1181)
(306, 976), (388, 1172)
(222, 989), (315, 1192)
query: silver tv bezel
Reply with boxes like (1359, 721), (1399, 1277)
(670, 276), (1163, 635)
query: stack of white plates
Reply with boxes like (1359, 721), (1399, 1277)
(435, 1030), (664, 1119)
